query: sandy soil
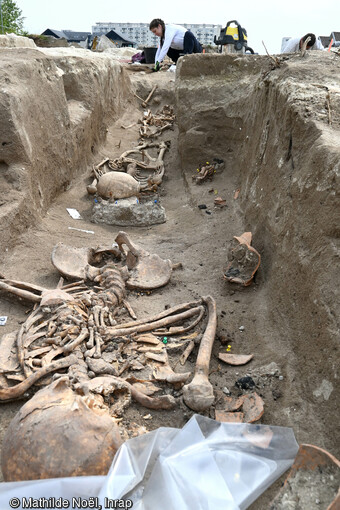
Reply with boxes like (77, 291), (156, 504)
(0, 61), (338, 507)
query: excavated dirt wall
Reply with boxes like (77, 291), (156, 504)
(176, 53), (339, 451)
(0, 46), (339, 475)
(0, 48), (131, 253)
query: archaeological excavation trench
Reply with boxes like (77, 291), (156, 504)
(0, 45), (339, 504)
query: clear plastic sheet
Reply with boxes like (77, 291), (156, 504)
(0, 414), (298, 510)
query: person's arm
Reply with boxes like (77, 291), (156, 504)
(281, 38), (299, 53)
(155, 44), (161, 63)
(156, 25), (177, 62)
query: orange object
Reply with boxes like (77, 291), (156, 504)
(328, 38), (334, 52)
(215, 411), (244, 423)
(242, 393), (265, 423)
(271, 444), (340, 509)
(219, 396), (244, 412)
(224, 232), (261, 286)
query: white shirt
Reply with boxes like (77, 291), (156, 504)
(155, 24), (187, 63)
(282, 37), (324, 53)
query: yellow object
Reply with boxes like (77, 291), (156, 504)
(225, 25), (247, 42)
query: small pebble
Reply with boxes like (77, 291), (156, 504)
(222, 387), (231, 395)
(239, 326), (245, 331)
(279, 375), (284, 381)
(315, 499), (320, 505)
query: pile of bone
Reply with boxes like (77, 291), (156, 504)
(0, 232), (216, 414)
(0, 232), (218, 480)
(139, 105), (175, 140)
(192, 158), (225, 184)
(87, 141), (168, 198)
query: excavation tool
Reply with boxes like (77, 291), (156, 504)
(214, 20), (254, 54)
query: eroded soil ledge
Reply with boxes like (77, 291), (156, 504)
(176, 52), (339, 453)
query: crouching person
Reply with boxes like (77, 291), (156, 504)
(149, 18), (202, 70)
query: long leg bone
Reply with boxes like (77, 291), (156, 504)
(110, 299), (203, 330)
(154, 305), (205, 335)
(182, 296), (217, 412)
(106, 307), (204, 338)
(0, 280), (41, 303)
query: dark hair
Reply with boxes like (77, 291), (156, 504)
(149, 18), (165, 32)
(301, 33), (316, 47)
(149, 19), (165, 47)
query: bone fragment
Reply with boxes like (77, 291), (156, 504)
(145, 351), (167, 363)
(93, 332), (102, 359)
(86, 326), (95, 349)
(17, 325), (26, 373)
(67, 315), (83, 326)
(134, 93), (145, 103)
(41, 347), (63, 366)
(26, 346), (52, 359)
(86, 357), (118, 377)
(123, 299), (137, 320)
(24, 308), (43, 331)
(135, 333), (160, 345)
(137, 344), (164, 353)
(99, 307), (108, 328)
(0, 281), (41, 303)
(83, 375), (176, 410)
(47, 322), (57, 337)
(142, 85), (157, 107)
(0, 355), (77, 401)
(108, 314), (116, 326)
(109, 299), (202, 330)
(164, 305), (204, 335)
(61, 280), (86, 290)
(183, 296), (217, 411)
(0, 278), (44, 294)
(121, 122), (137, 129)
(132, 382), (161, 396)
(93, 306), (101, 328)
(63, 328), (89, 354)
(153, 365), (191, 385)
(179, 340), (195, 365)
(130, 382), (175, 409)
(23, 331), (46, 349)
(106, 307), (203, 338)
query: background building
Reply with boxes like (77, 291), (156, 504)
(41, 29), (91, 48)
(92, 22), (221, 47)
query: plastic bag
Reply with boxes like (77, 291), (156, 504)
(0, 415), (298, 509)
(131, 51), (146, 63)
